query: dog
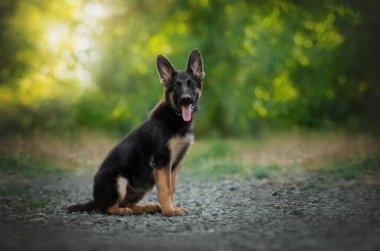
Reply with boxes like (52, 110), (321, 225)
(68, 49), (205, 216)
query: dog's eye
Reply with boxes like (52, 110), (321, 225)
(175, 82), (181, 87)
(187, 81), (195, 87)
(189, 80), (200, 88)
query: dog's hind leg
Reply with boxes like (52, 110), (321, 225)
(104, 176), (133, 215)
(130, 204), (161, 214)
(106, 204), (133, 215)
(123, 186), (161, 215)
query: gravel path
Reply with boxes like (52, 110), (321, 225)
(0, 171), (380, 251)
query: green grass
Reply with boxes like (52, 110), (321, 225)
(0, 153), (61, 177)
(316, 153), (380, 180)
(184, 140), (238, 179)
(16, 198), (50, 208)
(187, 140), (231, 166)
(183, 139), (280, 180)
(184, 138), (380, 181)
(249, 164), (280, 179)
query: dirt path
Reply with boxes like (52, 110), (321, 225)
(0, 171), (380, 251)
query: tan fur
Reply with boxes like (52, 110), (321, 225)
(116, 176), (128, 203)
(168, 92), (177, 113)
(197, 88), (202, 100)
(105, 176), (131, 215)
(154, 168), (186, 216)
(170, 163), (188, 215)
(130, 204), (162, 214)
(167, 133), (193, 203)
(154, 168), (174, 214)
(151, 134), (193, 216)
(188, 57), (205, 80)
(170, 163), (181, 201)
(106, 205), (133, 215)
(168, 133), (194, 165)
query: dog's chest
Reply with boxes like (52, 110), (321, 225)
(168, 133), (194, 166)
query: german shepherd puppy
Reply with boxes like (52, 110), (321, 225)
(68, 49), (205, 216)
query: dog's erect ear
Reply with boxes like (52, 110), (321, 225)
(157, 55), (176, 86)
(186, 48), (205, 81)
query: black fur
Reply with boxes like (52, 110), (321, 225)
(68, 49), (205, 214)
(67, 200), (96, 213)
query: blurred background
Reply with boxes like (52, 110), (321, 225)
(0, 0), (379, 179)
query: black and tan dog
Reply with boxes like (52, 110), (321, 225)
(68, 49), (205, 216)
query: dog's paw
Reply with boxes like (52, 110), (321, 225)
(107, 206), (133, 215)
(119, 207), (133, 215)
(175, 207), (188, 215)
(162, 207), (187, 217)
(146, 204), (162, 214)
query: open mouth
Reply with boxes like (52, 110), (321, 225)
(181, 104), (193, 121)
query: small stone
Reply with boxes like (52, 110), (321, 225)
(29, 217), (48, 224)
(184, 224), (192, 231)
(289, 209), (302, 216)
(272, 203), (281, 209)
(272, 191), (279, 196)
(310, 197), (321, 203)
(166, 225), (177, 232)
(134, 224), (146, 232)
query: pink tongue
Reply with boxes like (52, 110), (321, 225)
(181, 104), (192, 121)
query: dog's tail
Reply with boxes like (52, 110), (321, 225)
(67, 200), (96, 213)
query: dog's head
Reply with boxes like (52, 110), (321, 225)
(157, 49), (205, 122)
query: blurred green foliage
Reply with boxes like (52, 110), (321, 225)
(317, 153), (380, 180)
(0, 0), (379, 136)
(184, 139), (280, 180)
(0, 154), (61, 177)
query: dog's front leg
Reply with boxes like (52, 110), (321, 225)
(171, 165), (188, 215)
(154, 168), (186, 216)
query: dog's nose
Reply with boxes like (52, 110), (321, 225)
(181, 95), (192, 104)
